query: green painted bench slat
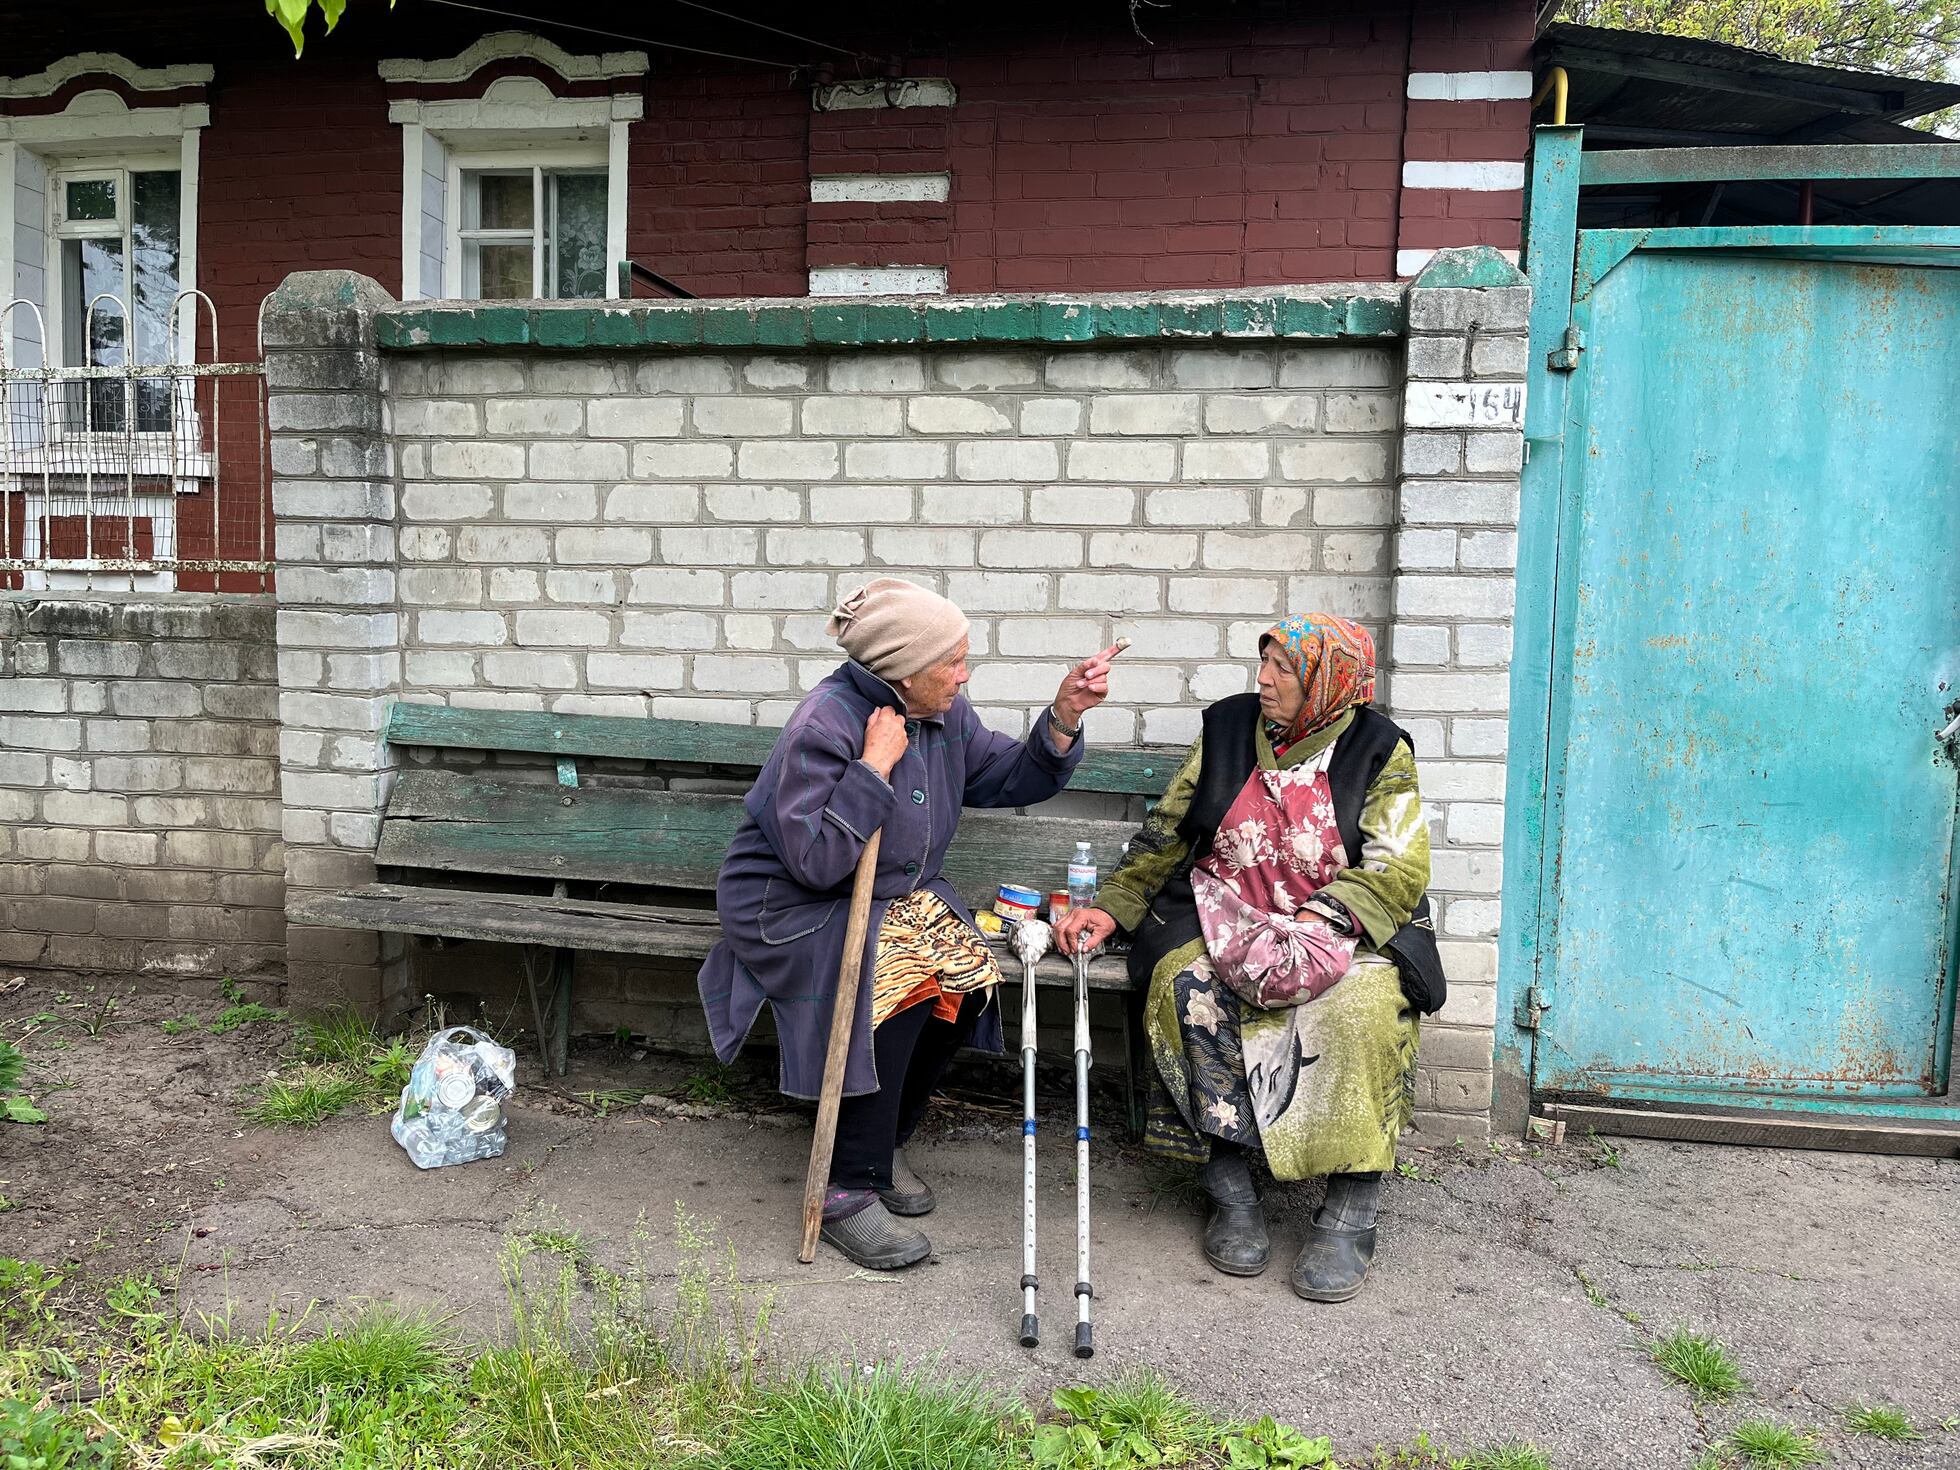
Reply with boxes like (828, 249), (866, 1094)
(384, 702), (1180, 797)
(377, 770), (1137, 904)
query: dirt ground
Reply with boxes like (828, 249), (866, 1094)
(3, 975), (1958, 1469)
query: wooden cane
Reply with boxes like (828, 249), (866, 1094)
(798, 829), (884, 1263)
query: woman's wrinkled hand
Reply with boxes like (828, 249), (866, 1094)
(1052, 642), (1125, 729)
(861, 707), (909, 779)
(1055, 905), (1118, 956)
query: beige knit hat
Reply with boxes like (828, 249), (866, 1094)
(827, 578), (970, 682)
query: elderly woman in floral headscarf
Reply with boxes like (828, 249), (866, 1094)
(1057, 614), (1443, 1302)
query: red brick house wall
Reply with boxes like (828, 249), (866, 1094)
(3, 0), (1533, 357)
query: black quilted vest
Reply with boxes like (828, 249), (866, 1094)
(1124, 694), (1447, 1014)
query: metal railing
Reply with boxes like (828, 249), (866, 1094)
(1, 291), (271, 592)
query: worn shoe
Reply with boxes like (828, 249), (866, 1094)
(1289, 1218), (1377, 1301)
(819, 1197), (932, 1271)
(1197, 1153), (1270, 1277)
(879, 1146), (935, 1217)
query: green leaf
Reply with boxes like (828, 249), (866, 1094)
(1, 1095), (48, 1124)
(1054, 1388), (1100, 1421)
(320, 0), (346, 26)
(1032, 1425), (1074, 1467)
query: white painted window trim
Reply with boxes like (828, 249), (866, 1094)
(380, 30), (647, 85)
(388, 74), (640, 301)
(0, 52), (213, 99)
(0, 87), (203, 373)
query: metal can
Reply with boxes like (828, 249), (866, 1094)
(994, 883), (1040, 924)
(1048, 890), (1072, 921)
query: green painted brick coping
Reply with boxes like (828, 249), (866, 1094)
(373, 286), (1409, 352)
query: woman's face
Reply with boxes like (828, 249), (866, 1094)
(898, 641), (971, 718)
(1256, 641), (1305, 728)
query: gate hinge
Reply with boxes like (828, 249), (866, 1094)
(1547, 327), (1584, 373)
(1514, 984), (1548, 1031)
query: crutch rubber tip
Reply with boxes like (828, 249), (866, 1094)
(1074, 1322), (1094, 1359)
(1020, 1314), (1040, 1349)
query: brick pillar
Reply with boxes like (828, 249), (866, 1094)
(262, 270), (404, 1016)
(1385, 245), (1528, 1138)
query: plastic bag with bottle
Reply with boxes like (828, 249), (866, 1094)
(390, 1026), (518, 1170)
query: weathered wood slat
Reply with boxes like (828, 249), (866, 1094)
(384, 701), (1177, 796)
(1542, 1103), (1960, 1159)
(289, 882), (1135, 990)
(376, 770), (1138, 899)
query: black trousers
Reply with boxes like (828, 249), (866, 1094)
(829, 989), (985, 1191)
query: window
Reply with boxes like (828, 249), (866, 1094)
(381, 37), (646, 303)
(53, 165), (182, 431)
(459, 166), (607, 300)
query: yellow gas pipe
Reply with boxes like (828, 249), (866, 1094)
(1532, 65), (1569, 126)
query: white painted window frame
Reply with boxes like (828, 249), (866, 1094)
(445, 143), (609, 301)
(0, 83), (205, 372)
(383, 36), (645, 302)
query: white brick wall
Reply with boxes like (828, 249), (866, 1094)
(383, 341), (1407, 726)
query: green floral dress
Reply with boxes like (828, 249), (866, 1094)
(1097, 710), (1431, 1180)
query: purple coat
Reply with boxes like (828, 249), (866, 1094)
(697, 660), (1083, 1099)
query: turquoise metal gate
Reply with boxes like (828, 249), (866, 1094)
(1507, 134), (1960, 1120)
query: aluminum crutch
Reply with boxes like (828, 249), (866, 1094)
(1010, 918), (1052, 1349)
(1071, 933), (1095, 1359)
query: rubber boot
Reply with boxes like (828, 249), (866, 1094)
(1197, 1151), (1270, 1277)
(1290, 1171), (1381, 1302)
(878, 1146), (935, 1217)
(819, 1192), (931, 1270)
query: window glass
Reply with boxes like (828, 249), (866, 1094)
(63, 177), (117, 224)
(551, 172), (607, 300)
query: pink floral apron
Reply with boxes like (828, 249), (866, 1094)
(1190, 763), (1356, 1009)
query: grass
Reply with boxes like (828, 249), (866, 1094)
(245, 1070), (364, 1127)
(1455, 1447), (1552, 1470)
(1649, 1329), (1747, 1403)
(679, 1065), (741, 1107)
(241, 1013), (422, 1128)
(1842, 1402), (1919, 1441)
(1722, 1420), (1822, 1467)
(717, 1365), (1012, 1470)
(209, 1001), (286, 1034)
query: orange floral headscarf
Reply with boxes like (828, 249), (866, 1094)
(1257, 613), (1376, 746)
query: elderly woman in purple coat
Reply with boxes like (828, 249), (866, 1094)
(698, 578), (1119, 1270)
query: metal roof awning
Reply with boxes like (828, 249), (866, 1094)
(1535, 22), (1960, 227)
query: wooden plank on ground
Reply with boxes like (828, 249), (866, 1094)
(289, 882), (1134, 989)
(376, 770), (1139, 899)
(1542, 1102), (1960, 1159)
(383, 701), (1176, 796)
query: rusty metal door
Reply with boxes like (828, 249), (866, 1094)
(1530, 240), (1960, 1106)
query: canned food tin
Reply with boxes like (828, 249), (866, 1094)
(994, 883), (1040, 924)
(1048, 890), (1072, 921)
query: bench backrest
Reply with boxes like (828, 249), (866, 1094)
(378, 702), (1179, 908)
(385, 701), (1182, 796)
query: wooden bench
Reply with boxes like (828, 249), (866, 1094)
(291, 702), (1178, 1108)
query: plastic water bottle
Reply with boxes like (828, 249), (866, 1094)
(1067, 840), (1097, 911)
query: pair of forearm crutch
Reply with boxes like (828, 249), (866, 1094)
(1013, 919), (1095, 1359)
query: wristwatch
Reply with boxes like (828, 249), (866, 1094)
(1048, 706), (1082, 739)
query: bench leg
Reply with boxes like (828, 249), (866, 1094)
(520, 945), (576, 1079)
